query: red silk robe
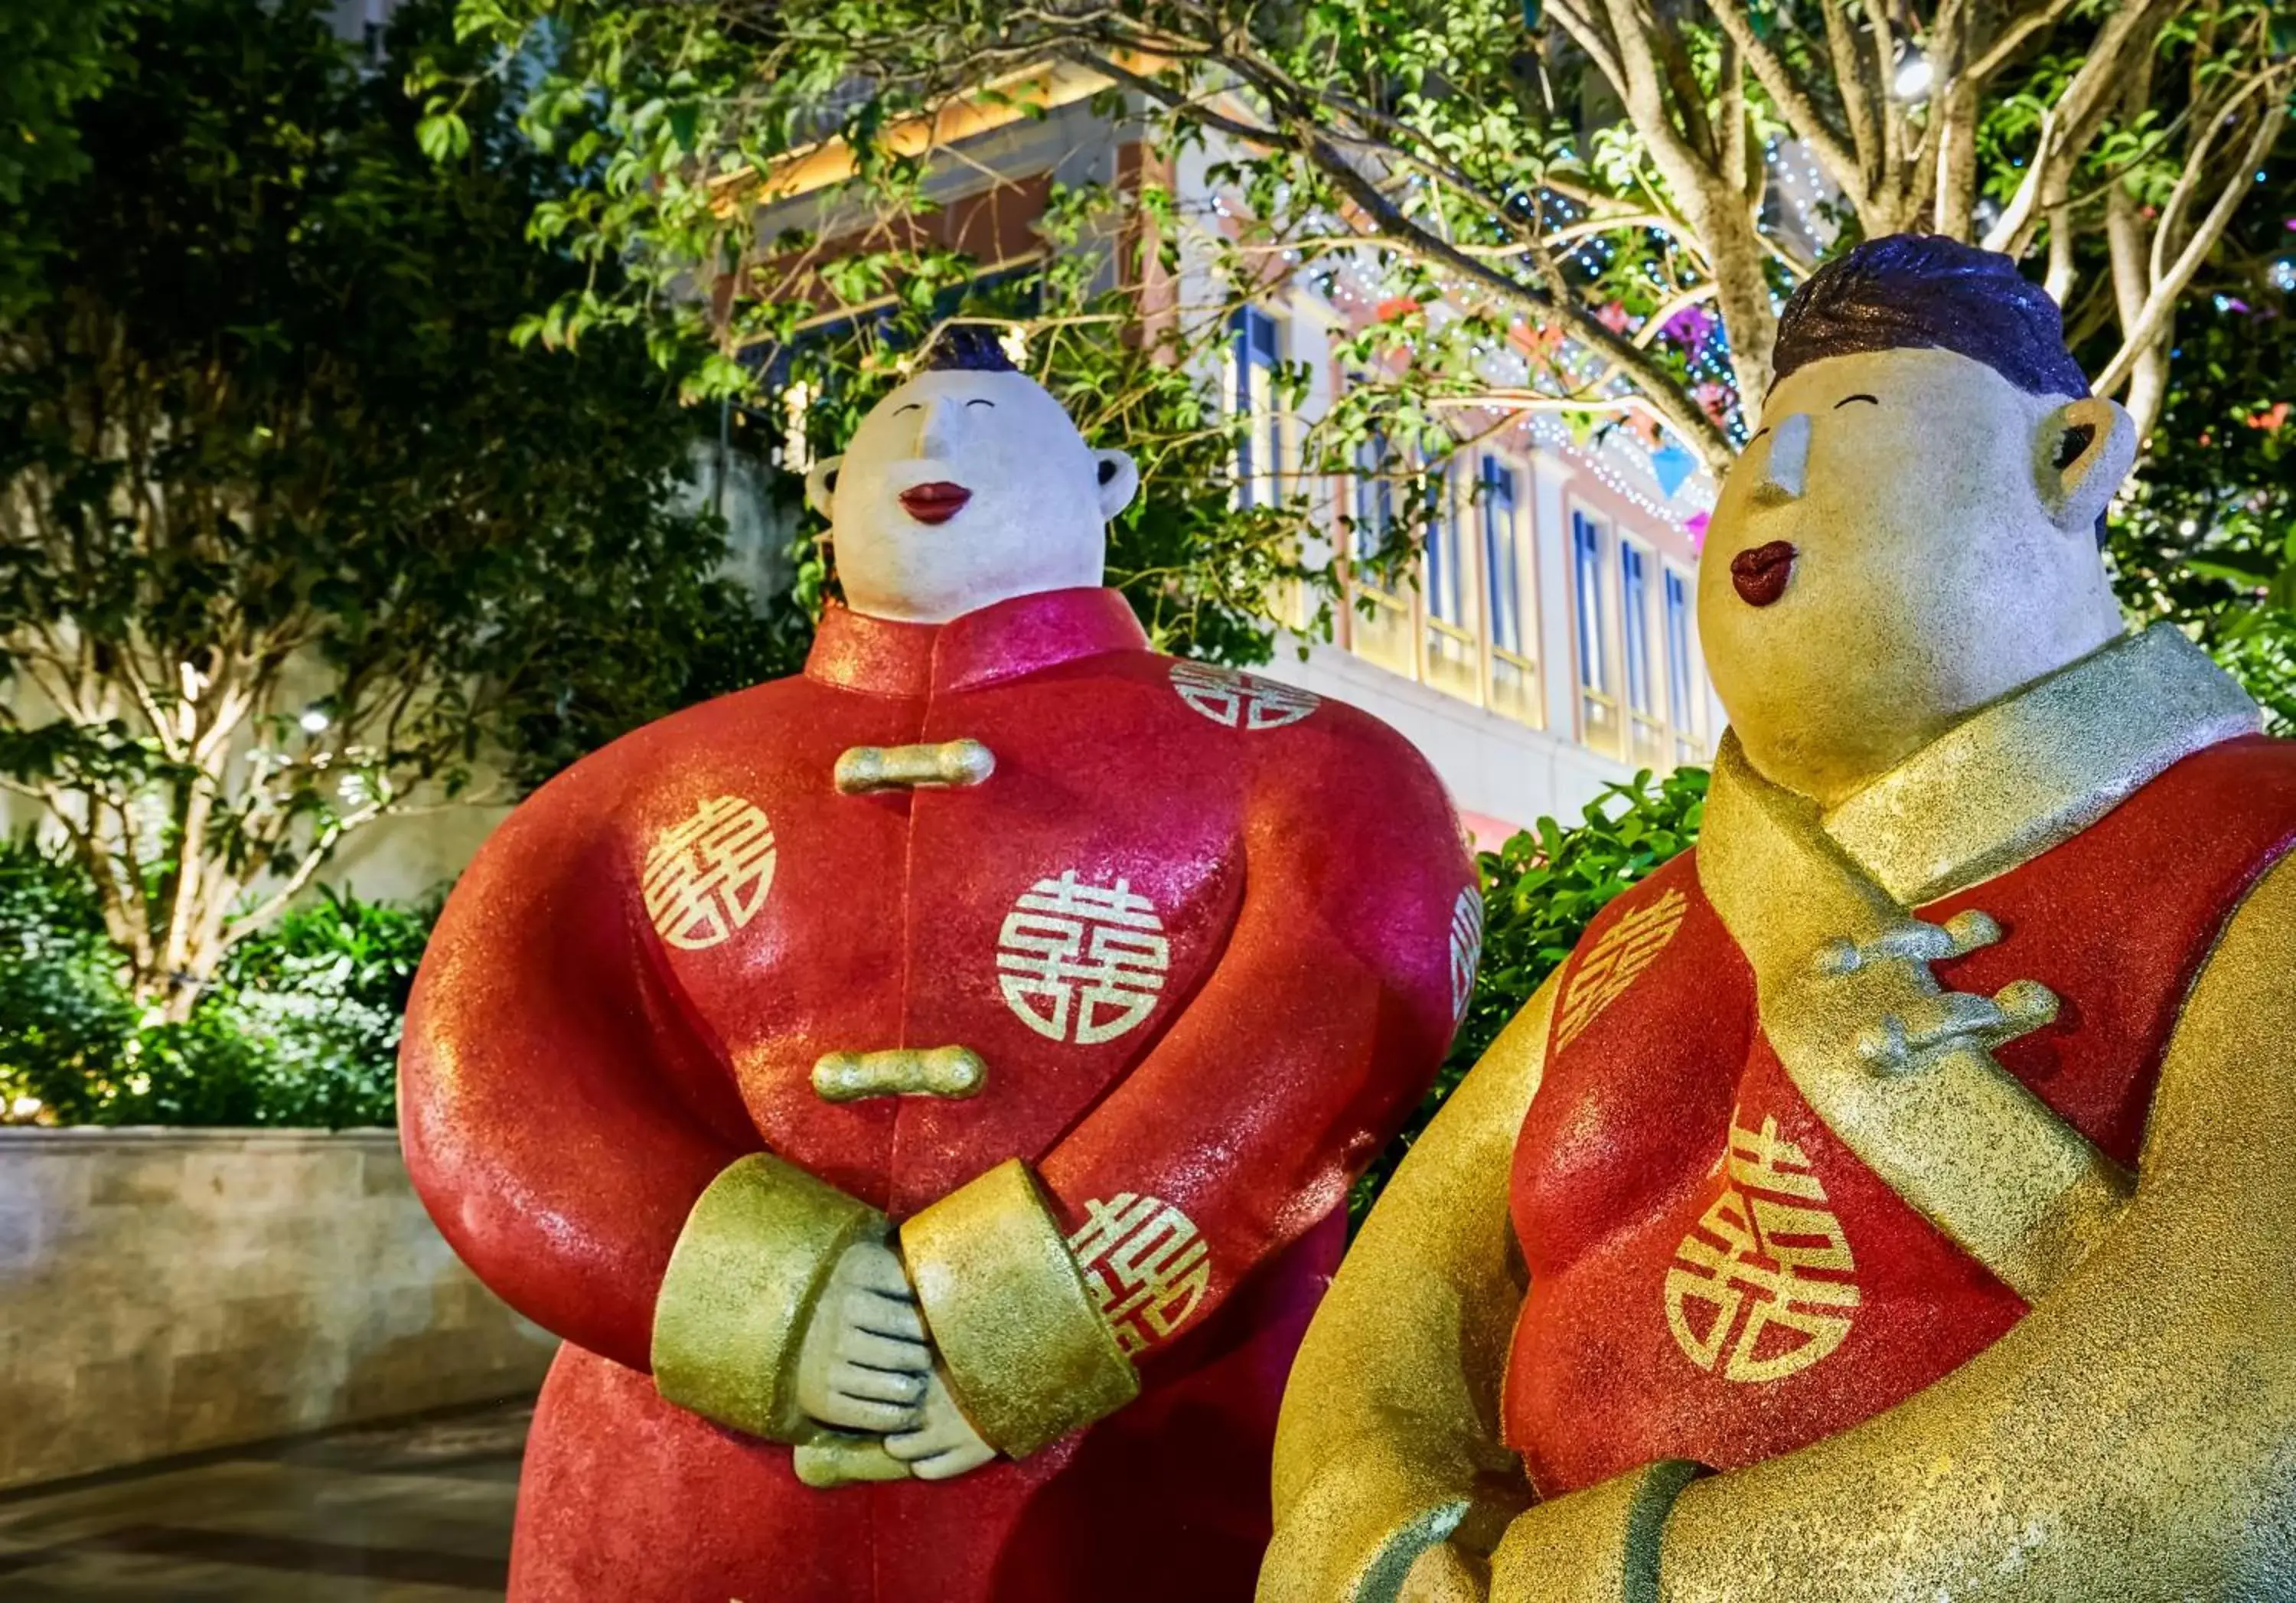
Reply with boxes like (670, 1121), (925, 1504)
(400, 586), (1475, 1602)
(1502, 733), (2296, 1495)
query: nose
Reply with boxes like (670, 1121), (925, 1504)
(912, 397), (960, 459)
(1753, 410), (1812, 503)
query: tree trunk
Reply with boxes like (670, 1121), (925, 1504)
(1693, 185), (1778, 415)
(1929, 78), (1982, 241)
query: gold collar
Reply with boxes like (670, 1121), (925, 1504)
(1691, 625), (2250, 1301)
(1811, 625), (2260, 905)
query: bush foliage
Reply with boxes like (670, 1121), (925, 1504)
(0, 839), (428, 1128)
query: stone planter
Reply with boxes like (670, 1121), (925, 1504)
(0, 1127), (555, 1491)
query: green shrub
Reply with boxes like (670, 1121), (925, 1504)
(0, 837), (431, 1128)
(204, 889), (434, 1128)
(1350, 766), (1708, 1225)
(0, 841), (140, 1121)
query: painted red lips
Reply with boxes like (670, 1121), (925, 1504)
(898, 481), (972, 524)
(1730, 540), (1797, 606)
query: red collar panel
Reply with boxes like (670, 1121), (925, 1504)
(805, 587), (1151, 698)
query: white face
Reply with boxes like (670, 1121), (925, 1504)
(805, 366), (1139, 624)
(1698, 345), (2136, 806)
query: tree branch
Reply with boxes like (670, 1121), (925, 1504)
(2148, 68), (2275, 290)
(1982, 0), (2177, 253)
(2095, 85), (2287, 411)
(1632, 281), (1720, 347)
(1300, 129), (1733, 462)
(1819, 0), (1883, 198)
(1968, 0), (2089, 83)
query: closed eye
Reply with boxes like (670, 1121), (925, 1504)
(1835, 393), (1880, 408)
(895, 403), (921, 415)
(966, 398), (995, 410)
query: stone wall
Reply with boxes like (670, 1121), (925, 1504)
(0, 1128), (556, 1491)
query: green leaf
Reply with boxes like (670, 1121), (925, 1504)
(415, 110), (470, 164)
(2189, 555), (2278, 586)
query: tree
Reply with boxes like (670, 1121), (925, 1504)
(0, 0), (790, 1018)
(0, 0), (138, 313)
(2105, 124), (2296, 728)
(419, 1), (2296, 712)
(442, 0), (2291, 469)
(413, 13), (1342, 664)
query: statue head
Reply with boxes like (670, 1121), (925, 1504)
(1698, 234), (2136, 806)
(804, 326), (1141, 624)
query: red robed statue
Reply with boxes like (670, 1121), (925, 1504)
(399, 327), (1476, 1602)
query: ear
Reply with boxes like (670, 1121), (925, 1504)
(2037, 396), (2135, 535)
(804, 455), (844, 522)
(1093, 449), (1140, 521)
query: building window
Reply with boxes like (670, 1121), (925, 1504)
(1353, 431), (1396, 563)
(1664, 566), (1701, 762)
(1572, 510), (1620, 757)
(1572, 511), (1605, 690)
(1349, 430), (1413, 674)
(1426, 465), (1464, 625)
(1621, 543), (1652, 714)
(1231, 306), (1283, 508)
(1481, 457), (1538, 727)
(1621, 541), (1666, 767)
(1423, 462), (1477, 701)
(1482, 458), (1521, 655)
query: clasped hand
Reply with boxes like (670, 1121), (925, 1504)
(792, 1239), (996, 1480)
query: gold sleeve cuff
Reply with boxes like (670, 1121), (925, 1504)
(651, 1152), (885, 1442)
(899, 1157), (1139, 1458)
(1489, 1461), (1706, 1603)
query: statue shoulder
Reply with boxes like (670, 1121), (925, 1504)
(1143, 652), (1452, 809)
(493, 671), (820, 850)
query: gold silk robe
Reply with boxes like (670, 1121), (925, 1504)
(1261, 625), (2296, 1603)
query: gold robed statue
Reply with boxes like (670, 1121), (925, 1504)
(1261, 234), (2296, 1602)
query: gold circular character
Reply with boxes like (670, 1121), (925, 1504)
(995, 870), (1171, 1045)
(1663, 1115), (1861, 1384)
(1169, 661), (1321, 730)
(641, 795), (778, 951)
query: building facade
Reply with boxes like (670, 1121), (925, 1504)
(1220, 289), (1720, 844)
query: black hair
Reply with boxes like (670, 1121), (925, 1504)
(1774, 233), (2090, 400)
(918, 324), (1017, 373)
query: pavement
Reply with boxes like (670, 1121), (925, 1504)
(0, 1401), (530, 1601)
